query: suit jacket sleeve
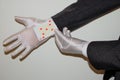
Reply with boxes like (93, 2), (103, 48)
(87, 39), (120, 70)
(52, 0), (120, 31)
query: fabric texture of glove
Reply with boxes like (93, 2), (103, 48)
(3, 16), (57, 61)
(55, 27), (89, 57)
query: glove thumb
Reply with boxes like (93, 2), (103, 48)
(15, 16), (35, 28)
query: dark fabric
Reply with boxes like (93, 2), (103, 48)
(52, 0), (120, 31)
(87, 39), (120, 80)
(115, 71), (120, 80)
(103, 70), (120, 80)
(103, 36), (120, 80)
(103, 70), (116, 80)
(52, 0), (120, 80)
(87, 40), (120, 70)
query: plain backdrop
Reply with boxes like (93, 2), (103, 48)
(0, 0), (120, 80)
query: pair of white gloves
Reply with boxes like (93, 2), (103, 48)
(3, 16), (89, 61)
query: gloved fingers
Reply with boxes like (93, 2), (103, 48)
(11, 45), (25, 59)
(3, 35), (18, 46)
(66, 30), (71, 37)
(15, 16), (46, 27)
(15, 16), (36, 28)
(55, 29), (66, 41)
(55, 34), (69, 53)
(4, 40), (21, 53)
(63, 27), (71, 37)
(15, 16), (30, 27)
(19, 47), (32, 61)
(35, 19), (46, 24)
(55, 33), (63, 49)
(63, 27), (68, 35)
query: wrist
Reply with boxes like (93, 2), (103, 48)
(81, 41), (91, 58)
(33, 18), (58, 41)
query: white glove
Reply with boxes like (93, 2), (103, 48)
(3, 16), (57, 61)
(55, 27), (89, 57)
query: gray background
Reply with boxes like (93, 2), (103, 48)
(0, 0), (120, 80)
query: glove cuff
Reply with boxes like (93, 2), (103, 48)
(81, 41), (91, 58)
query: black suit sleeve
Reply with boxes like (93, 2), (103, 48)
(87, 40), (120, 70)
(52, 0), (120, 31)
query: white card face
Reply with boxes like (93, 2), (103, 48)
(33, 19), (55, 41)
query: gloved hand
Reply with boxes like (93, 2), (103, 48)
(55, 27), (89, 57)
(3, 16), (57, 61)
